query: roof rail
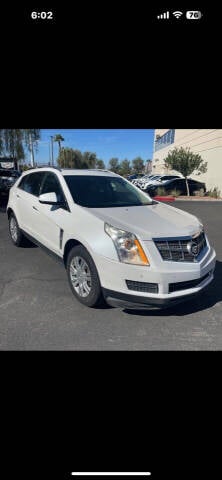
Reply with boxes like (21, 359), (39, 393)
(24, 166), (113, 173)
(86, 168), (111, 173)
(25, 165), (62, 172)
(58, 168), (113, 173)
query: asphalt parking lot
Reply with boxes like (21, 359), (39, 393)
(0, 198), (222, 350)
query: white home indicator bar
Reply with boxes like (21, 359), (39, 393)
(71, 474), (151, 476)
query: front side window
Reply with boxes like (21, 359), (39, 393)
(18, 172), (45, 196)
(40, 172), (66, 203)
(64, 175), (153, 208)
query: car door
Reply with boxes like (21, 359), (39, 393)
(36, 172), (70, 254)
(15, 172), (46, 238)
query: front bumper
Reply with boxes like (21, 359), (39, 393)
(94, 240), (216, 309)
(102, 276), (213, 309)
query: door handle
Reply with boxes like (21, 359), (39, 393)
(32, 206), (39, 211)
(16, 194), (20, 198)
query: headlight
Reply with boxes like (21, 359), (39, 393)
(105, 223), (150, 266)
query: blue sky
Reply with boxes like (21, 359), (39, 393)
(30, 129), (155, 166)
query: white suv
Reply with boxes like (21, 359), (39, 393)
(7, 167), (216, 309)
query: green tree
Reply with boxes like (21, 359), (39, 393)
(58, 148), (82, 168)
(145, 159), (152, 174)
(132, 157), (144, 174)
(82, 151), (97, 168)
(96, 159), (105, 169)
(57, 148), (104, 169)
(119, 159), (131, 177)
(57, 148), (68, 168)
(24, 129), (41, 167)
(54, 134), (64, 153)
(0, 129), (40, 169)
(58, 148), (97, 169)
(23, 129), (41, 146)
(164, 147), (207, 196)
(108, 157), (120, 173)
(19, 164), (30, 172)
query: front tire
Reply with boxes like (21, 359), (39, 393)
(9, 213), (26, 247)
(67, 245), (104, 307)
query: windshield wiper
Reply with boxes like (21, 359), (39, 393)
(124, 202), (154, 206)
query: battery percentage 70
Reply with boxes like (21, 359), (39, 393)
(186, 11), (202, 19)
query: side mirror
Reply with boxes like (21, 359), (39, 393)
(39, 192), (65, 206)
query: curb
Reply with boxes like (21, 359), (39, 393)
(154, 196), (175, 202)
(176, 197), (222, 202)
(154, 196), (222, 202)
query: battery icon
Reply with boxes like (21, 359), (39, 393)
(186, 11), (202, 19)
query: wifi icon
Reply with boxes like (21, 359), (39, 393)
(173, 11), (183, 18)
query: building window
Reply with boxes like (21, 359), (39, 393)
(155, 129), (175, 151)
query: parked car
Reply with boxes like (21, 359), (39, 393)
(154, 174), (181, 183)
(0, 169), (21, 198)
(140, 175), (181, 190)
(147, 178), (206, 197)
(7, 167), (215, 309)
(127, 173), (144, 182)
(134, 174), (162, 188)
(130, 173), (147, 185)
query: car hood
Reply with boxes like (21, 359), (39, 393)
(88, 202), (202, 240)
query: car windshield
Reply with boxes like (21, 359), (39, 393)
(64, 175), (153, 208)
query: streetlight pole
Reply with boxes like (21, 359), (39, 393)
(50, 136), (54, 166)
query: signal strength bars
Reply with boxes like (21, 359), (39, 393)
(157, 11), (169, 19)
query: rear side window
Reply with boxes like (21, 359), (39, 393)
(18, 172), (45, 197)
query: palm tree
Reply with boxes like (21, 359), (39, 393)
(54, 134), (64, 153)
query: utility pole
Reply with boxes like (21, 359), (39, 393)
(29, 132), (35, 167)
(48, 142), (51, 165)
(50, 136), (54, 166)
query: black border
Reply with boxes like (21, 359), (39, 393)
(1, 4), (221, 480)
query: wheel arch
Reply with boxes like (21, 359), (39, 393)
(7, 207), (14, 219)
(63, 239), (88, 267)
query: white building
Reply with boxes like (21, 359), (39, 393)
(152, 129), (222, 192)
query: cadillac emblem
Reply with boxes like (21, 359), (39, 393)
(187, 239), (199, 257)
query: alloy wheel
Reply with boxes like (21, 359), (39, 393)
(10, 217), (18, 242)
(70, 256), (92, 297)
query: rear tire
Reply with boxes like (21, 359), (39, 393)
(67, 245), (104, 307)
(9, 213), (27, 247)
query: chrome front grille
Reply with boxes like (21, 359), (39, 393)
(154, 231), (207, 262)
